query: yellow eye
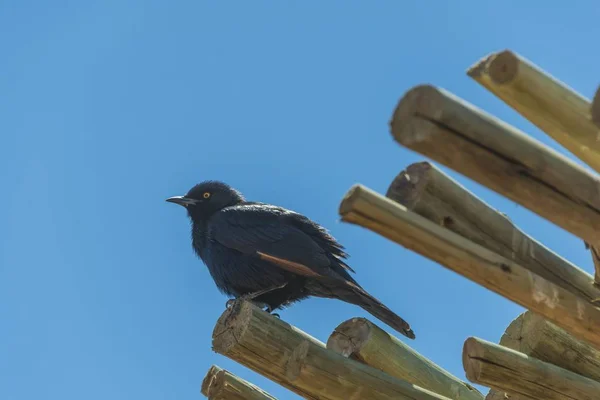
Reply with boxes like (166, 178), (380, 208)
(203, 192), (211, 199)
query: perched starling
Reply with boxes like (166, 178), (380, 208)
(167, 181), (415, 339)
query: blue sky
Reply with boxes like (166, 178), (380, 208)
(2, 2), (599, 399)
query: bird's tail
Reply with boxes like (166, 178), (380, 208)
(341, 284), (415, 339)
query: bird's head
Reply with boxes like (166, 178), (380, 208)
(166, 180), (245, 221)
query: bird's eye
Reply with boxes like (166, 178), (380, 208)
(203, 192), (211, 199)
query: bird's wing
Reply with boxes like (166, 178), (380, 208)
(209, 204), (349, 280)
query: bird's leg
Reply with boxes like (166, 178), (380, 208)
(264, 304), (280, 318)
(259, 277), (307, 318)
(244, 283), (288, 300)
(226, 283), (288, 309)
(265, 305), (277, 313)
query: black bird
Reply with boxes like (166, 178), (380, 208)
(167, 181), (415, 339)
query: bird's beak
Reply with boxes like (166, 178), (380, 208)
(166, 196), (198, 207)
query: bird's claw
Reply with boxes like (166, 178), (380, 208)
(264, 305), (281, 318)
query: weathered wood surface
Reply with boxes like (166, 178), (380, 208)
(468, 49), (600, 173)
(339, 185), (600, 349)
(464, 337), (600, 400)
(201, 365), (277, 400)
(386, 161), (600, 304)
(486, 311), (600, 400)
(327, 317), (484, 400)
(212, 300), (450, 400)
(389, 84), (600, 252)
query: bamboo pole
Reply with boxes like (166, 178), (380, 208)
(338, 184), (600, 349)
(389, 84), (600, 251)
(464, 337), (600, 400)
(212, 300), (450, 400)
(468, 49), (600, 172)
(201, 365), (277, 400)
(386, 161), (600, 303)
(467, 50), (600, 283)
(327, 317), (484, 400)
(486, 311), (600, 400)
(201, 365), (220, 397)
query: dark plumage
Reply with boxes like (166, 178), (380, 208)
(167, 180), (415, 339)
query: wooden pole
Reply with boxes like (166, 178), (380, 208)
(327, 317), (484, 400)
(386, 161), (600, 304)
(592, 86), (600, 128)
(212, 300), (450, 400)
(467, 50), (600, 284)
(486, 311), (600, 400)
(201, 365), (220, 397)
(463, 337), (600, 400)
(201, 365), (277, 400)
(467, 49), (600, 173)
(339, 184), (600, 349)
(389, 84), (600, 251)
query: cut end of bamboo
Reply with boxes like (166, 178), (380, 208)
(386, 162), (433, 209)
(390, 85), (444, 126)
(326, 317), (372, 359)
(593, 85), (600, 128)
(497, 313), (526, 350)
(466, 54), (491, 79)
(467, 50), (519, 85)
(487, 51), (519, 85)
(462, 337), (484, 383)
(339, 184), (364, 217)
(212, 300), (254, 353)
(201, 365), (222, 396)
(207, 370), (227, 397)
(390, 85), (459, 148)
(201, 364), (278, 400)
(509, 312), (546, 352)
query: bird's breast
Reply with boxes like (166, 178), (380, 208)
(202, 241), (295, 296)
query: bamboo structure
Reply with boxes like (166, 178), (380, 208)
(486, 311), (600, 400)
(339, 184), (600, 349)
(212, 300), (449, 400)
(463, 337), (600, 400)
(390, 83), (600, 287)
(467, 49), (600, 285)
(467, 50), (600, 172)
(390, 84), (600, 248)
(201, 49), (600, 399)
(386, 161), (600, 304)
(327, 318), (483, 400)
(201, 365), (277, 400)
